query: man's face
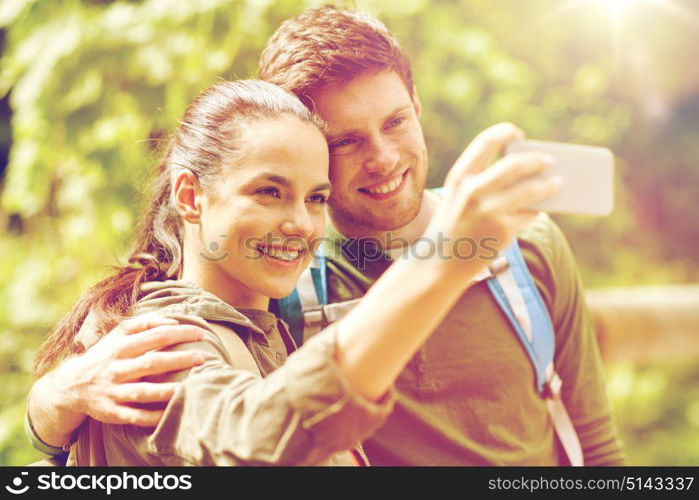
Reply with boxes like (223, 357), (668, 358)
(311, 70), (428, 232)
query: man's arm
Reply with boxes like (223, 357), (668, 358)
(520, 214), (626, 465)
(27, 313), (207, 451)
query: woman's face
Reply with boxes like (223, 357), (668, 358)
(197, 115), (330, 305)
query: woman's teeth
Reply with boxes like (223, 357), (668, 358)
(362, 174), (403, 195)
(259, 246), (302, 261)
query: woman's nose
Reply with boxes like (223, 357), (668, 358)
(280, 205), (314, 240)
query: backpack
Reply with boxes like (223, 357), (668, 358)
(277, 214), (584, 466)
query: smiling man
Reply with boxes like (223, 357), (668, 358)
(25, 6), (625, 466)
(256, 6), (625, 465)
(315, 70), (429, 238)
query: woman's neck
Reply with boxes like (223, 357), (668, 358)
(180, 240), (269, 311)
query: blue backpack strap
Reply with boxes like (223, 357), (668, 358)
(277, 248), (327, 346)
(437, 187), (556, 389)
(431, 186), (554, 389)
(314, 251), (328, 305)
(486, 241), (583, 465)
(276, 289), (304, 346)
(486, 241), (555, 393)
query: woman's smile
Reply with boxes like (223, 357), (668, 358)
(256, 244), (307, 270)
(186, 114), (330, 307)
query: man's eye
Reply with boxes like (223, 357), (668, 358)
(330, 137), (356, 149)
(256, 187), (281, 198)
(386, 116), (405, 129)
(307, 193), (328, 204)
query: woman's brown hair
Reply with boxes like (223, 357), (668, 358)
(34, 80), (324, 377)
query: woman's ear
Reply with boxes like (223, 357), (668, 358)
(411, 85), (422, 118)
(173, 170), (202, 223)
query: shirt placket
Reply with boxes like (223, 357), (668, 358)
(413, 346), (435, 393)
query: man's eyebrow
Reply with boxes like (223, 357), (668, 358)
(310, 182), (332, 192)
(327, 104), (413, 142)
(385, 104), (413, 119)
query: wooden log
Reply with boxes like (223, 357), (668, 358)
(585, 285), (699, 363)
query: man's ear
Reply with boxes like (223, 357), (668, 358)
(411, 85), (422, 118)
(173, 170), (202, 223)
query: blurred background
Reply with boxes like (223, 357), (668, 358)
(1, 0), (698, 465)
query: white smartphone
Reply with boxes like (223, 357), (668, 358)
(505, 140), (615, 216)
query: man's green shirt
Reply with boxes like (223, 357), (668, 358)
(323, 209), (625, 466)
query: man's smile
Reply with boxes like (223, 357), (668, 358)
(358, 169), (409, 199)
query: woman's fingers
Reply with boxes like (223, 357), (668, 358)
(117, 324), (207, 358)
(488, 175), (562, 213)
(501, 210), (541, 229)
(448, 123), (524, 182)
(475, 152), (554, 193)
(109, 382), (180, 404)
(111, 350), (205, 382)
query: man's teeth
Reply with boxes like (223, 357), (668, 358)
(363, 175), (403, 195)
(259, 246), (301, 261)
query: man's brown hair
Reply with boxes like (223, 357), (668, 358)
(259, 5), (414, 108)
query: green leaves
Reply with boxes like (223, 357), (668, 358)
(0, 0), (697, 465)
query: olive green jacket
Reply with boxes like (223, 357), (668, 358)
(66, 280), (394, 466)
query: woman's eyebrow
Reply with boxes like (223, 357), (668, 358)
(246, 173), (330, 193)
(247, 172), (292, 187)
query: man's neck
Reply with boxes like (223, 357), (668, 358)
(329, 190), (439, 250)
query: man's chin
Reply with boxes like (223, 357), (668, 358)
(333, 193), (423, 231)
(367, 214), (416, 231)
(335, 208), (417, 232)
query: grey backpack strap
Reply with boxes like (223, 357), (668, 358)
(301, 297), (363, 342)
(297, 267), (323, 341)
(320, 299), (363, 324)
(543, 363), (584, 466)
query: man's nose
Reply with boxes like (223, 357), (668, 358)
(363, 136), (400, 176)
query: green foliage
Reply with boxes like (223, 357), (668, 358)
(0, 0), (697, 465)
(608, 360), (699, 465)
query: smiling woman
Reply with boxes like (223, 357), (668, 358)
(27, 75), (561, 465)
(30, 80), (384, 466)
(33, 80), (328, 378)
(176, 114), (330, 310)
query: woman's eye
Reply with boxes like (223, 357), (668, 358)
(256, 187), (281, 198)
(307, 193), (328, 204)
